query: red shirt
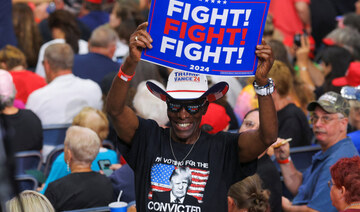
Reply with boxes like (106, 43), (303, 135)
(10, 70), (47, 103)
(269, 0), (310, 42)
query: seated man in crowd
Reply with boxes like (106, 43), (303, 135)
(26, 43), (103, 125)
(275, 91), (359, 212)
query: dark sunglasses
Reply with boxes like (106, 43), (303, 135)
(166, 100), (206, 114)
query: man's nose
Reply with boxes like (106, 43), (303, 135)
(178, 107), (190, 119)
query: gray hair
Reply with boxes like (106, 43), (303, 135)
(0, 88), (16, 108)
(6, 190), (55, 212)
(133, 80), (169, 126)
(44, 43), (74, 72)
(0, 69), (16, 108)
(89, 25), (119, 48)
(64, 126), (101, 165)
(170, 167), (192, 186)
(325, 26), (360, 54)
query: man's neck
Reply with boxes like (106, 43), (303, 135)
(89, 47), (113, 59)
(48, 70), (72, 83)
(320, 134), (347, 152)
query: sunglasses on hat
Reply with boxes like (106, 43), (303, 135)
(166, 100), (207, 114)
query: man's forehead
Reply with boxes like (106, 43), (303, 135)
(313, 106), (335, 115)
(171, 175), (187, 181)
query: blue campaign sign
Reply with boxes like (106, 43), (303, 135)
(141, 0), (270, 76)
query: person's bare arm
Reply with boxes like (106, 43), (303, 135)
(296, 35), (323, 88)
(106, 22), (153, 145)
(295, 1), (311, 31)
(274, 142), (303, 195)
(282, 197), (319, 212)
(237, 41), (278, 163)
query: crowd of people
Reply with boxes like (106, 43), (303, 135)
(1, 0), (360, 211)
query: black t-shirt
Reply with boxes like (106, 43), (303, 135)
(45, 172), (114, 211)
(120, 117), (257, 212)
(3, 109), (43, 153)
(257, 154), (282, 212)
(277, 104), (313, 147)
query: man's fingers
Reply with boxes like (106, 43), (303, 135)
(137, 22), (148, 31)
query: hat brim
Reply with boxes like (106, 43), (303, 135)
(332, 77), (348, 87)
(307, 101), (337, 114)
(146, 81), (229, 102)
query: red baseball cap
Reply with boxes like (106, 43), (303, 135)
(332, 62), (360, 87)
(86, 0), (102, 4)
(200, 103), (230, 134)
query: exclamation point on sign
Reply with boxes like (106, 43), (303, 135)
(237, 47), (244, 64)
(243, 9), (251, 26)
(240, 28), (247, 45)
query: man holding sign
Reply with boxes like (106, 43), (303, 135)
(106, 20), (277, 211)
(141, 0), (270, 75)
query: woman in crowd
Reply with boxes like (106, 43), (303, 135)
(12, 3), (43, 70)
(228, 174), (270, 212)
(45, 126), (113, 211)
(7, 190), (55, 212)
(329, 156), (360, 211)
(268, 60), (313, 147)
(108, 0), (145, 63)
(0, 70), (42, 153)
(0, 45), (46, 104)
(239, 109), (282, 212)
(40, 107), (117, 194)
(35, 9), (88, 78)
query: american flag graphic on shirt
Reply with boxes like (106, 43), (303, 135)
(149, 163), (210, 203)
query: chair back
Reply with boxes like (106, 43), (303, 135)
(14, 151), (42, 175)
(43, 144), (65, 177)
(102, 140), (115, 150)
(15, 174), (39, 192)
(42, 124), (70, 162)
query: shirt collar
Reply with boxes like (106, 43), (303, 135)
(170, 192), (185, 203)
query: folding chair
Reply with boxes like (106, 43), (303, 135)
(102, 140), (115, 150)
(42, 124), (70, 162)
(43, 144), (65, 177)
(15, 174), (39, 192)
(14, 150), (42, 175)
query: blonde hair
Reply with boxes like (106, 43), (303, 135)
(6, 190), (55, 212)
(64, 126), (101, 165)
(72, 107), (109, 141)
(0, 45), (27, 70)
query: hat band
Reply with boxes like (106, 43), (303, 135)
(167, 90), (206, 93)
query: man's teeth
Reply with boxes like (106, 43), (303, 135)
(178, 123), (190, 127)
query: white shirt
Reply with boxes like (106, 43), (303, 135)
(35, 39), (89, 78)
(112, 40), (129, 63)
(26, 74), (103, 125)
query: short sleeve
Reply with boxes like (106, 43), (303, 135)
(306, 166), (337, 212)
